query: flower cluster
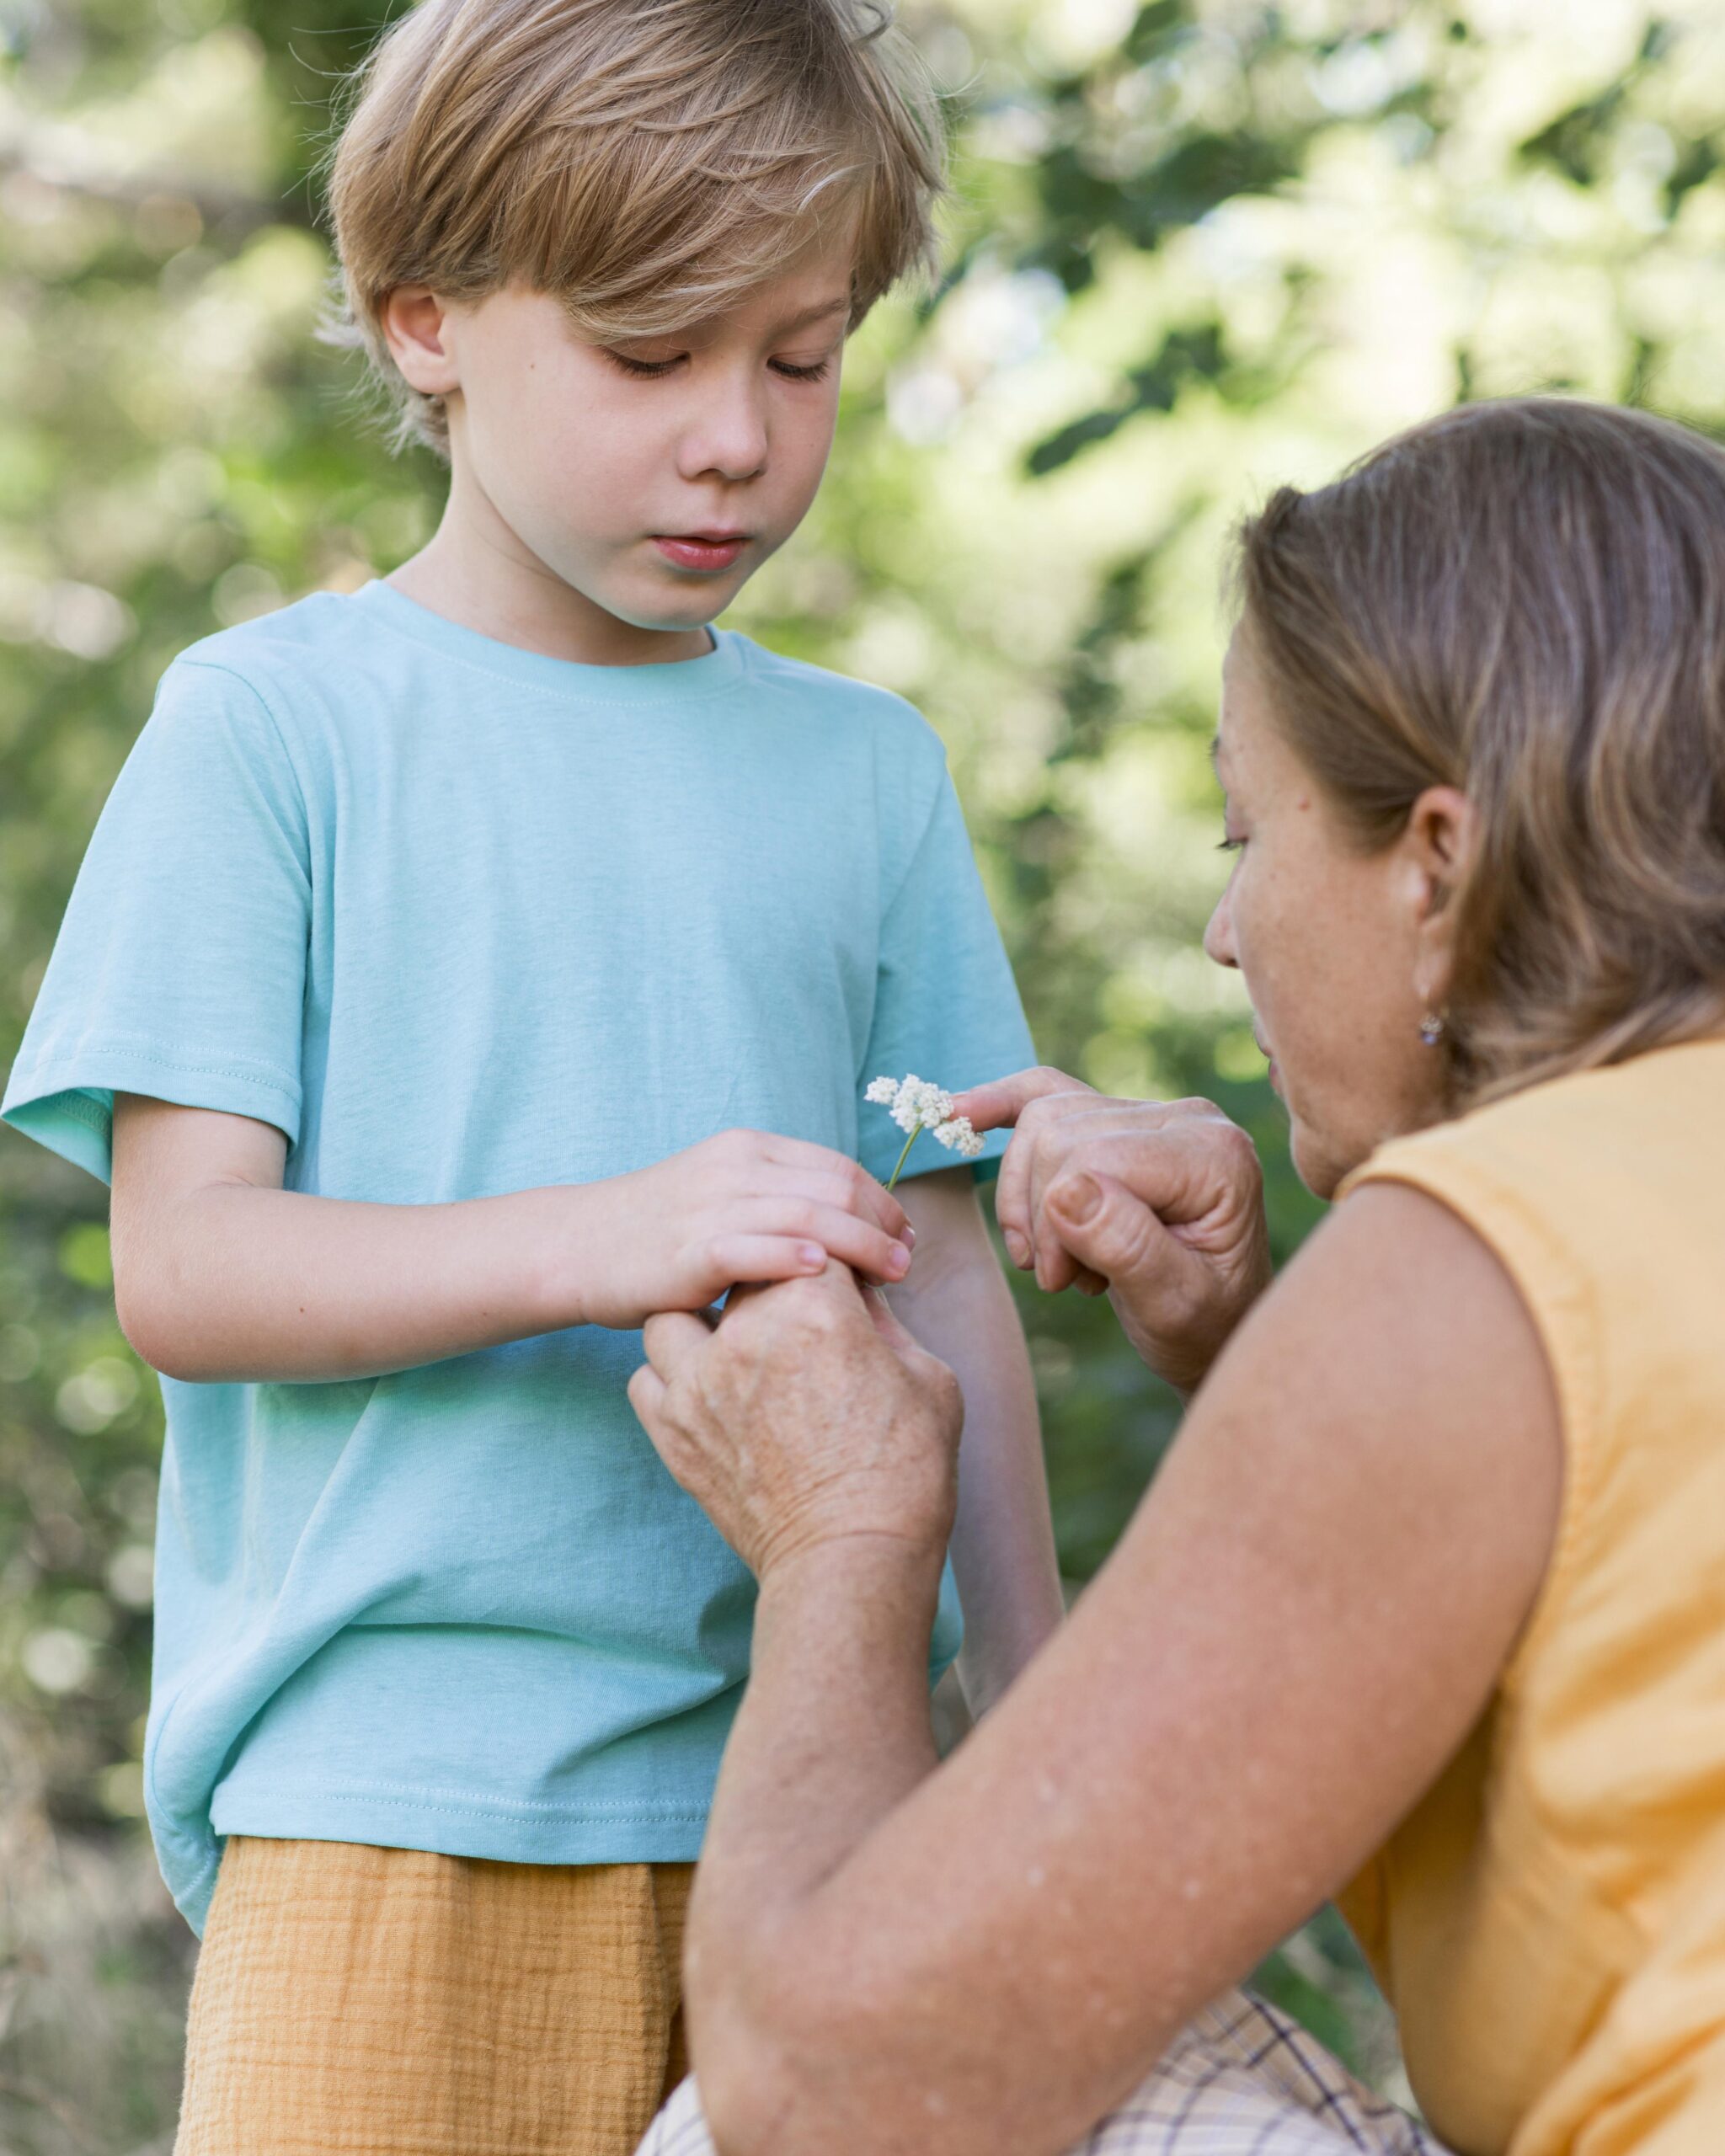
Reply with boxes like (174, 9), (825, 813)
(866, 1073), (985, 1188)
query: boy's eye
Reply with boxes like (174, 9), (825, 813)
(604, 350), (686, 378)
(1217, 834), (1246, 854)
(602, 349), (834, 383)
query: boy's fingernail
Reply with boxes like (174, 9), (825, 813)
(901, 1224), (916, 1246)
(888, 1242), (911, 1274)
(1004, 1229), (1030, 1267)
(1056, 1174), (1102, 1224)
(800, 1245), (825, 1269)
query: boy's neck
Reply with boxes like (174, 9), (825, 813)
(387, 474), (715, 669)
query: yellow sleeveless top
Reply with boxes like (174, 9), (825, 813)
(1334, 1037), (1725, 2156)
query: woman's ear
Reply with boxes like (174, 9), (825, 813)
(379, 286), (462, 397)
(1407, 786), (1477, 903)
(1402, 784), (1477, 1002)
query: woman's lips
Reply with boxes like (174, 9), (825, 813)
(653, 533), (749, 573)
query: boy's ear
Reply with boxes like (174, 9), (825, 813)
(380, 286), (462, 397)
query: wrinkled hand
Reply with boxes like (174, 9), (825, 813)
(581, 1130), (913, 1331)
(954, 1068), (1273, 1397)
(627, 1262), (963, 1582)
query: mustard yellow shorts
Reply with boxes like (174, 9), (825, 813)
(174, 1836), (693, 2156)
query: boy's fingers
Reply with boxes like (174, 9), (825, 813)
(699, 1235), (831, 1297)
(742, 1201), (910, 1284)
(795, 1166), (911, 1243)
(761, 1143), (908, 1241)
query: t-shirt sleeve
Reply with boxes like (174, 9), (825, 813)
(1, 659), (312, 1186)
(858, 766), (1036, 1188)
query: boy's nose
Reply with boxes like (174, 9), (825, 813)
(679, 385), (769, 484)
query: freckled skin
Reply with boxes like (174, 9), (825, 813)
(1204, 634), (1459, 1199)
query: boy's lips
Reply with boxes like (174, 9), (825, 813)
(653, 531), (750, 573)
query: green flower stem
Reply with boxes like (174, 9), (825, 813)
(884, 1124), (921, 1193)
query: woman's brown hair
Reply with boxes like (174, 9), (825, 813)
(323, 0), (943, 456)
(1234, 397), (1725, 1104)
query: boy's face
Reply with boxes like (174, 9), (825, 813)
(388, 245), (854, 636)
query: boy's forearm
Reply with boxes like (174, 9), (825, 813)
(889, 1172), (1065, 1715)
(123, 1179), (595, 1385)
(943, 1270), (1066, 1713)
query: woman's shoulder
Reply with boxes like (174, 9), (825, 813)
(1339, 1033), (1725, 1608)
(1341, 1033), (1725, 1218)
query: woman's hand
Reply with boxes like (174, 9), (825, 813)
(955, 1068), (1273, 1396)
(627, 1262), (963, 1582)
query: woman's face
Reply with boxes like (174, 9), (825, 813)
(1203, 632), (1457, 1198)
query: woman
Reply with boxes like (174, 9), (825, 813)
(629, 398), (1725, 2155)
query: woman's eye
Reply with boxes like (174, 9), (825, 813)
(1217, 835), (1247, 854)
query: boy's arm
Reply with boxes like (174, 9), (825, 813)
(887, 1167), (1064, 1716)
(109, 1094), (914, 1385)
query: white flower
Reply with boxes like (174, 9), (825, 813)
(867, 1072), (985, 1187)
(932, 1115), (985, 1160)
(886, 1075), (957, 1134)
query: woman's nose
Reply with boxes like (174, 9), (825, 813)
(1204, 887), (1239, 969)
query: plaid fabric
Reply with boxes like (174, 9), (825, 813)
(635, 1987), (1447, 2156)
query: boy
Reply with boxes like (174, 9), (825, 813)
(0, 1), (1063, 2148)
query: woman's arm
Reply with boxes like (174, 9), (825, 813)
(631, 1183), (1562, 2156)
(890, 1167), (1065, 1714)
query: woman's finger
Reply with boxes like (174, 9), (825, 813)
(1023, 1103), (1164, 1286)
(642, 1307), (719, 1385)
(1044, 1170), (1187, 1310)
(993, 1089), (1111, 1266)
(626, 1358), (670, 1436)
(861, 1283), (921, 1357)
(1026, 1111), (1220, 1283)
(952, 1065), (1095, 1134)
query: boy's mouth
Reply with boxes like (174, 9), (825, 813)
(653, 531), (750, 573)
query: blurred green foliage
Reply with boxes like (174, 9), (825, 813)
(3, 0), (1724, 2140)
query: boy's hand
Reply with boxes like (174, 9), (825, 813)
(576, 1129), (915, 1331)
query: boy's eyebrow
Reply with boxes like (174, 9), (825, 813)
(773, 295), (852, 333)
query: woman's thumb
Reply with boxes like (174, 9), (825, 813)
(1047, 1170), (1167, 1285)
(862, 1284), (920, 1354)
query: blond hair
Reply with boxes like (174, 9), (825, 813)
(322, 0), (943, 456)
(1234, 398), (1725, 1105)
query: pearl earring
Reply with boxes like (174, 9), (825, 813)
(1418, 1010), (1445, 1047)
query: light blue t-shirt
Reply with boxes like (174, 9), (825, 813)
(1, 580), (1035, 1932)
